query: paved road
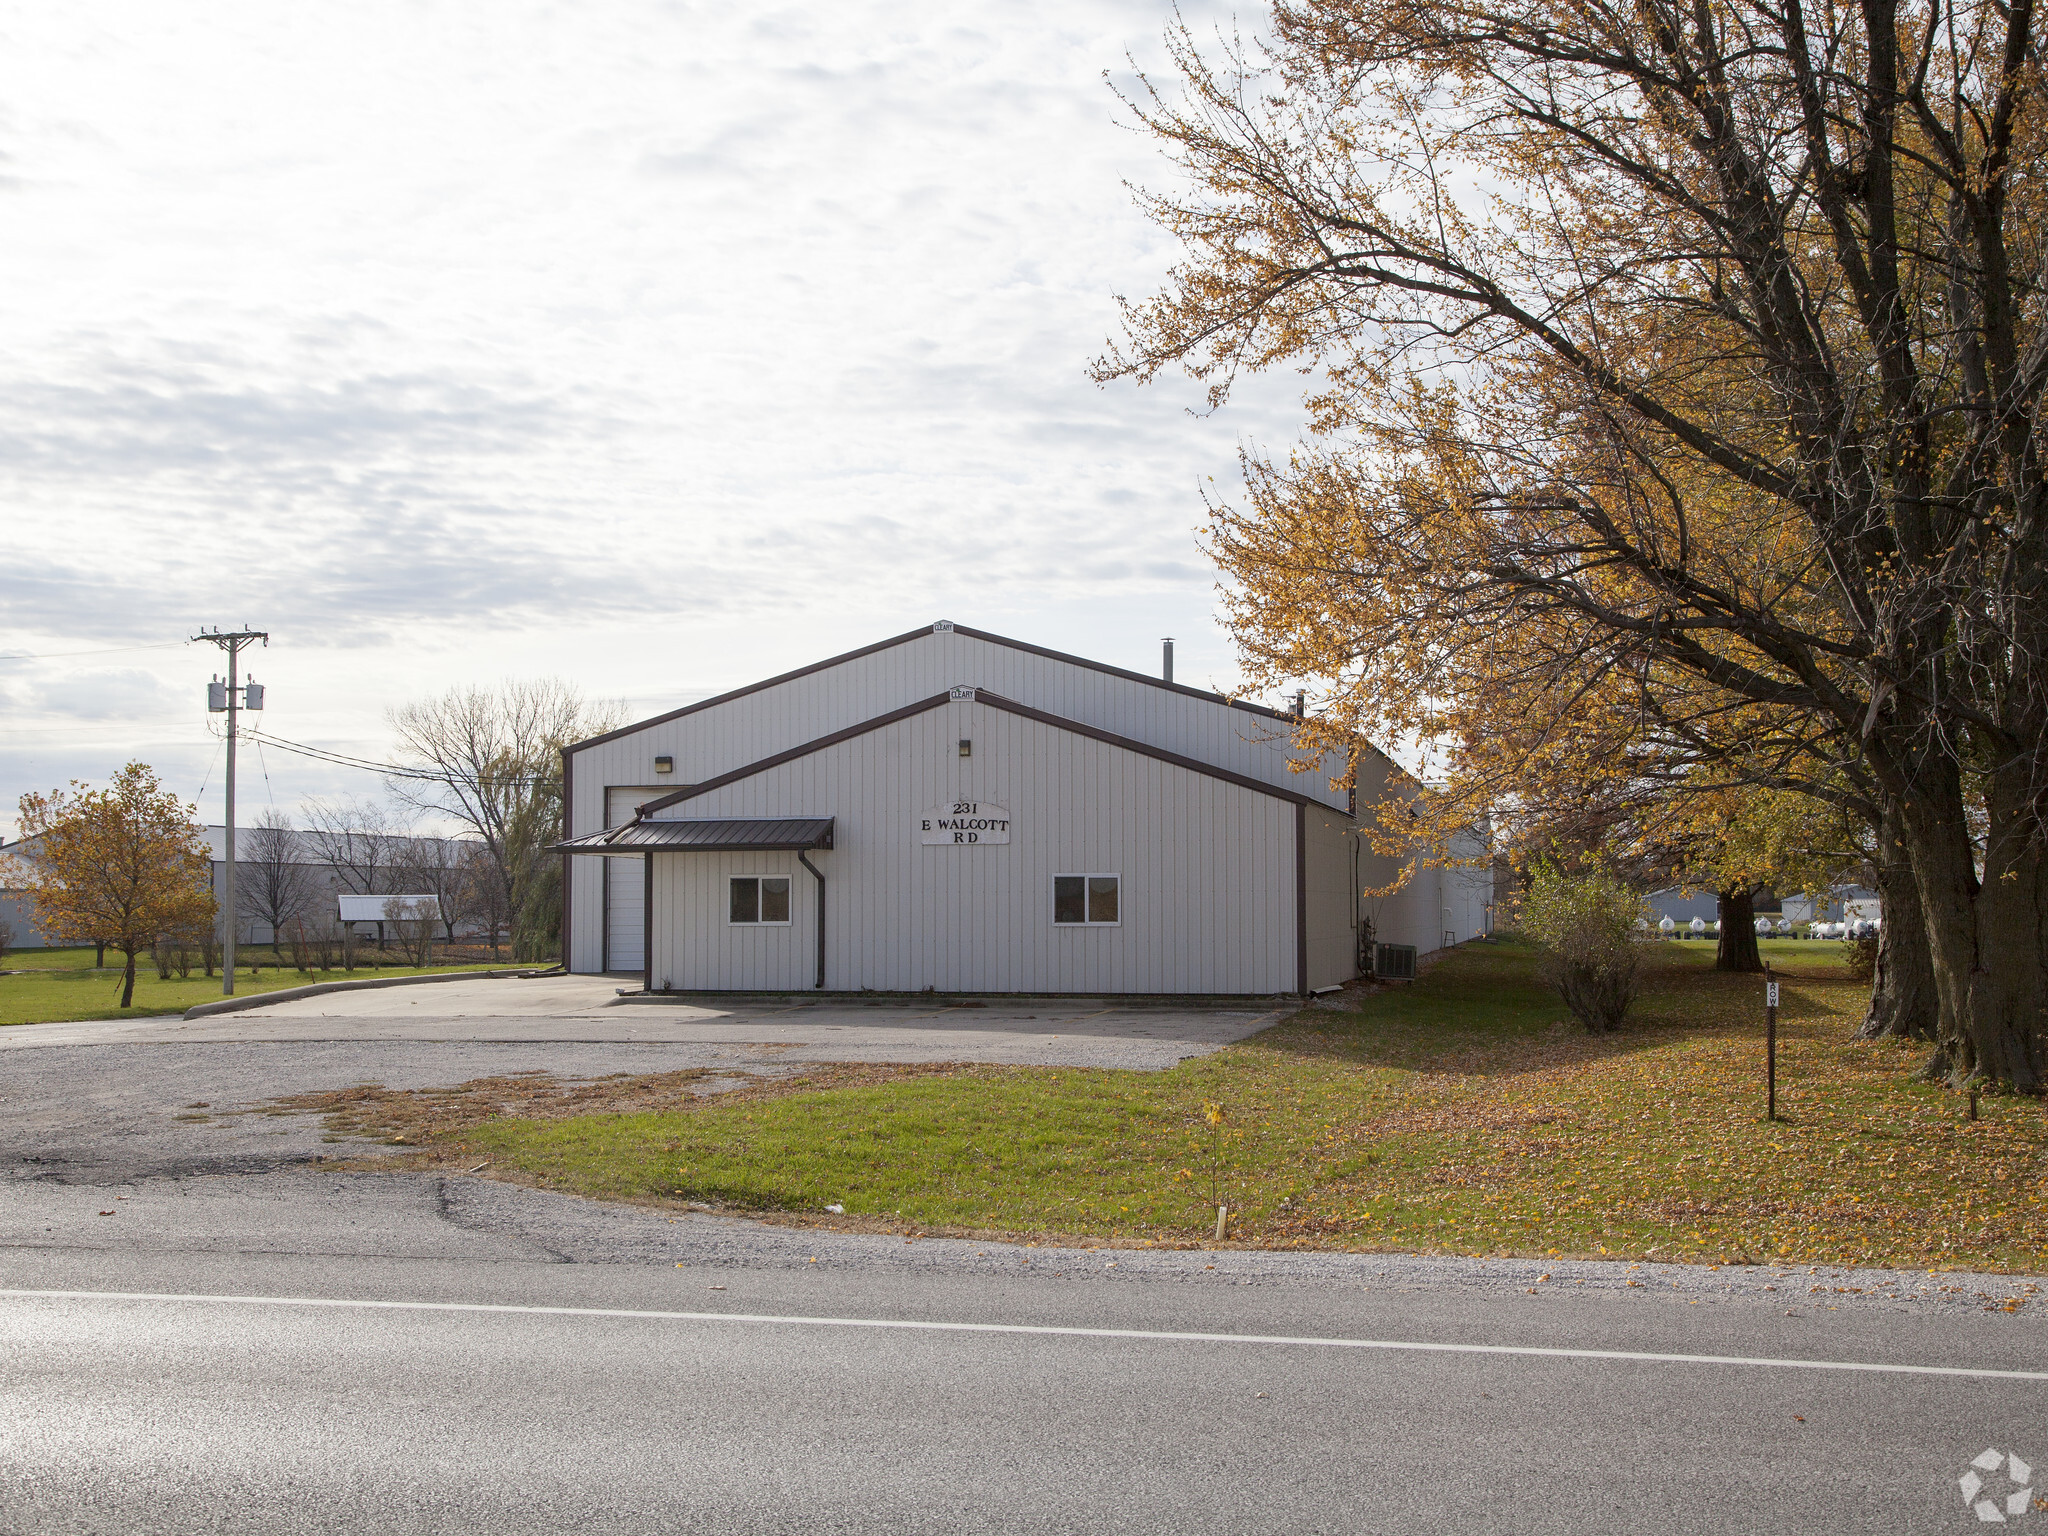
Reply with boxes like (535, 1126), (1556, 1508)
(0, 978), (2042, 1532)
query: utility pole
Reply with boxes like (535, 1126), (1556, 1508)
(195, 626), (268, 995)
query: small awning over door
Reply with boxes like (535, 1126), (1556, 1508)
(554, 817), (834, 855)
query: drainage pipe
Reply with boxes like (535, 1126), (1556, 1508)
(797, 851), (826, 989)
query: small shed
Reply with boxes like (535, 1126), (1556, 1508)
(337, 893), (442, 943)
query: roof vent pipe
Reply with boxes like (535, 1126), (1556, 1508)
(1161, 638), (1174, 683)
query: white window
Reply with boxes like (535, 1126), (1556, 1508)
(729, 876), (792, 925)
(1053, 873), (1120, 926)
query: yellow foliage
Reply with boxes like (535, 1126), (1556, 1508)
(15, 763), (216, 1006)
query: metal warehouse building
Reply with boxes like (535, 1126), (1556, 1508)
(558, 622), (1490, 995)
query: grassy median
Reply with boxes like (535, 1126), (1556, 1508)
(303, 938), (2048, 1273)
(0, 946), (511, 1026)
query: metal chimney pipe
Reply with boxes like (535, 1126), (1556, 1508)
(1161, 638), (1175, 683)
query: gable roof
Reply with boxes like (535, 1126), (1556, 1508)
(628, 690), (1343, 819)
(565, 621), (1312, 756)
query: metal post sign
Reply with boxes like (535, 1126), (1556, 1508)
(1766, 981), (1780, 1007)
(919, 802), (1011, 845)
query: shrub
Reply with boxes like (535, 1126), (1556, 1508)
(1845, 928), (1880, 982)
(1520, 865), (1645, 1033)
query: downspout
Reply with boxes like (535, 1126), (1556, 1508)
(797, 850), (826, 989)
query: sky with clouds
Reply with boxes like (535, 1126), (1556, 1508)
(0, 1), (1310, 836)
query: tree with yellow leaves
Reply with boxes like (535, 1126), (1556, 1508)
(16, 764), (217, 1008)
(1098, 0), (2048, 1089)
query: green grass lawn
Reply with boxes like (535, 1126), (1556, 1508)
(311, 937), (2048, 1273)
(0, 946), (512, 1026)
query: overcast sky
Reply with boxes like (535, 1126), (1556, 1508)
(0, 1), (1306, 836)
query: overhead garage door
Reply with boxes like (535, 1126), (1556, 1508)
(603, 786), (665, 975)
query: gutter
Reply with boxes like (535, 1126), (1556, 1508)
(797, 850), (826, 989)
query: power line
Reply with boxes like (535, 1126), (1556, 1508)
(193, 736), (225, 808)
(243, 728), (556, 786)
(0, 640), (193, 662)
(253, 735), (277, 809)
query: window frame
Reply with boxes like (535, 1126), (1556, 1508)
(1052, 872), (1122, 928)
(727, 874), (794, 927)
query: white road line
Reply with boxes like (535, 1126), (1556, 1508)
(1, 1289), (2042, 1381)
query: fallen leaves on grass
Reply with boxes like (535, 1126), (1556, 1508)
(261, 943), (2048, 1273)
(268, 1061), (992, 1164)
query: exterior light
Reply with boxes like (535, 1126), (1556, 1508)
(654, 755), (674, 775)
(958, 739), (972, 757)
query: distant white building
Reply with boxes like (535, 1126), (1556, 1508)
(0, 824), (479, 949)
(1644, 885), (1880, 931)
(558, 621), (1491, 995)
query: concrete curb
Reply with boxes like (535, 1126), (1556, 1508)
(181, 968), (539, 1021)
(611, 990), (1297, 1011)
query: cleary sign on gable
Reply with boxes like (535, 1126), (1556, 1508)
(919, 802), (1011, 845)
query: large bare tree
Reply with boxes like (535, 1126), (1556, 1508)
(387, 679), (619, 963)
(1099, 0), (2047, 1089)
(299, 795), (410, 897)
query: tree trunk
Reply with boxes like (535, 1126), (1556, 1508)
(94, 941), (105, 968)
(1859, 808), (1939, 1040)
(119, 950), (136, 1008)
(1897, 762), (2045, 1093)
(1715, 889), (1762, 972)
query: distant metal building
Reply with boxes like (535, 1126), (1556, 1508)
(558, 622), (1491, 995)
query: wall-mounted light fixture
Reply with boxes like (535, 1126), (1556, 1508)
(655, 755), (674, 774)
(958, 739), (972, 757)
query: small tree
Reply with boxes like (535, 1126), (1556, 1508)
(456, 842), (508, 956)
(240, 809), (316, 958)
(394, 834), (470, 944)
(1521, 865), (1644, 1034)
(16, 765), (218, 1008)
(382, 895), (437, 968)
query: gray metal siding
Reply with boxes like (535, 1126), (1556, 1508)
(564, 627), (1364, 972)
(646, 698), (1296, 994)
(649, 851), (814, 992)
(1303, 807), (1362, 990)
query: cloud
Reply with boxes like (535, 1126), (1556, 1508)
(0, 0), (1315, 821)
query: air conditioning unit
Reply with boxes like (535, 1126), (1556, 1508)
(1373, 943), (1417, 980)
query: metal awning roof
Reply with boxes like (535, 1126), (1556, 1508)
(554, 817), (834, 856)
(337, 893), (442, 922)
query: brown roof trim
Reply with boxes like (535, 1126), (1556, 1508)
(974, 692), (1338, 810)
(633, 694), (953, 814)
(946, 623), (1296, 725)
(567, 624), (938, 753)
(632, 688), (1351, 818)
(562, 620), (1394, 773)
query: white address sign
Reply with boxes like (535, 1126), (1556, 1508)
(919, 802), (1012, 845)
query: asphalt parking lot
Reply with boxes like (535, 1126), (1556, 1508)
(0, 974), (1285, 1070)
